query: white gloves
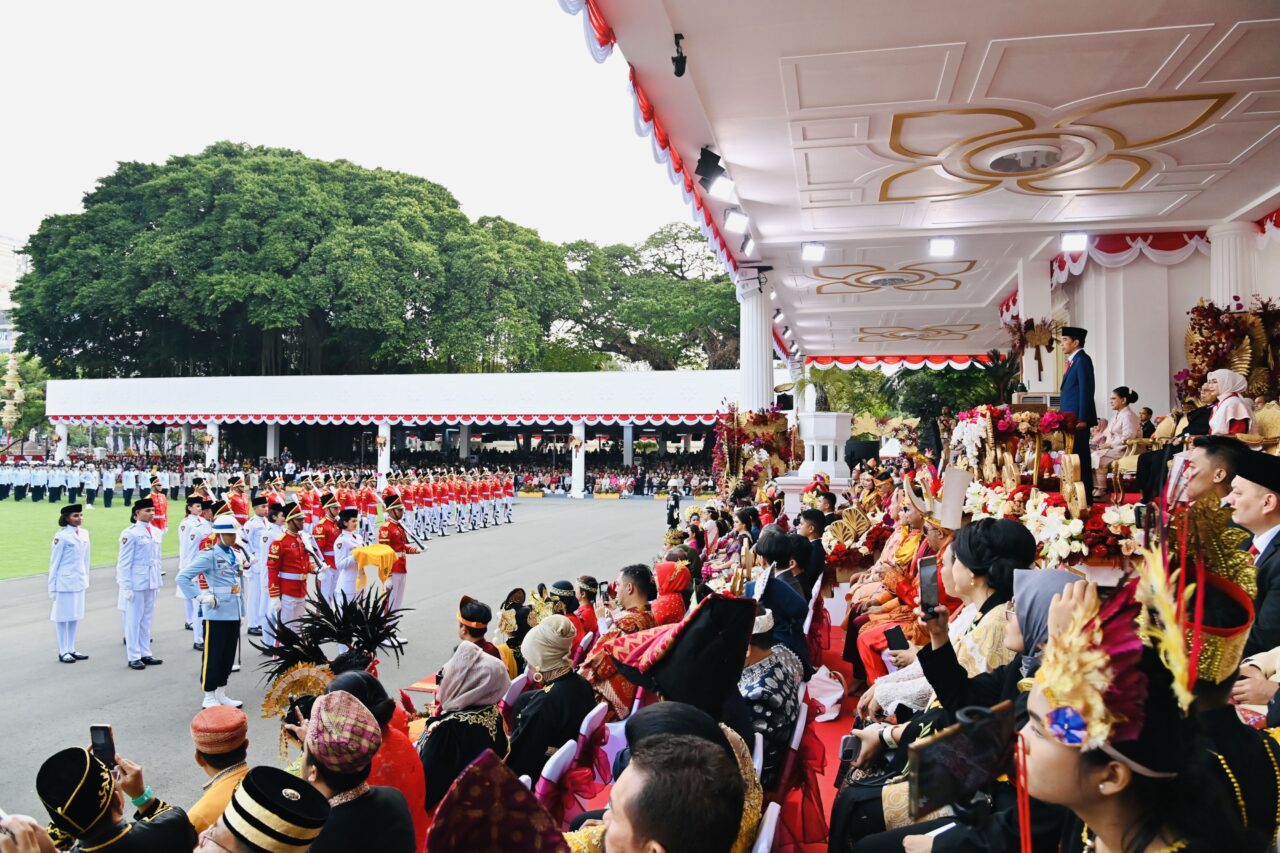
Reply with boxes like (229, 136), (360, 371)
(122, 588), (135, 603)
(270, 597), (282, 614)
(197, 591), (218, 610)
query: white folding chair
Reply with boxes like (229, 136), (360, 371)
(498, 671), (529, 729)
(538, 739), (577, 788)
(577, 701), (612, 783)
(770, 683), (809, 797)
(802, 579), (822, 635)
(751, 802), (782, 853)
(751, 732), (764, 778)
(573, 630), (596, 665)
(519, 774), (532, 789)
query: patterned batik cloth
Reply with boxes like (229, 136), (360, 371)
(426, 749), (568, 852)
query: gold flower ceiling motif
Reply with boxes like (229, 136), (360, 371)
(879, 93), (1232, 202)
(812, 260), (976, 295)
(855, 324), (980, 342)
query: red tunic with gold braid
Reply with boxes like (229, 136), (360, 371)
(227, 492), (249, 526)
(267, 529), (311, 598)
(313, 516), (340, 569)
(378, 519), (410, 575)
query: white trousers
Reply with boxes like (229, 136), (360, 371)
(244, 568), (265, 629)
(385, 573), (407, 613)
(124, 589), (157, 662)
(54, 620), (80, 656)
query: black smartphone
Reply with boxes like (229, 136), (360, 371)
(885, 625), (910, 651)
(90, 724), (116, 770)
(907, 701), (1015, 819)
(918, 556), (940, 620)
(839, 734), (861, 763)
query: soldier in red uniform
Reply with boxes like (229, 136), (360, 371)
(502, 470), (515, 523)
(418, 475), (435, 539)
(312, 492), (342, 605)
(337, 477), (356, 512)
(266, 502), (313, 638)
(377, 493), (419, 646)
(227, 474), (250, 526)
(298, 477), (320, 534)
(148, 476), (169, 542)
(358, 477), (378, 540)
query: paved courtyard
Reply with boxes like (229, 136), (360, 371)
(0, 497), (662, 819)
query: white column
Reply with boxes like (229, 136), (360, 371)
(377, 422), (391, 485)
(1016, 259), (1058, 393)
(622, 424), (634, 467)
(571, 420), (586, 498)
(457, 424), (470, 460)
(266, 423), (280, 459)
(738, 284), (772, 411)
(1208, 221), (1261, 305)
(54, 423), (69, 461)
(204, 421), (220, 467)
(179, 425), (191, 460)
(682, 433), (692, 453)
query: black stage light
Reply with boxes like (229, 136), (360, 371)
(672, 33), (687, 77)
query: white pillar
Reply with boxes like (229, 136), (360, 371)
(1208, 221), (1261, 305)
(54, 423), (69, 461)
(180, 424), (191, 460)
(204, 421), (220, 467)
(266, 423), (280, 459)
(1016, 259), (1058, 393)
(571, 421), (586, 498)
(457, 424), (470, 460)
(682, 433), (692, 453)
(738, 284), (772, 411)
(377, 422), (391, 485)
(622, 424), (634, 467)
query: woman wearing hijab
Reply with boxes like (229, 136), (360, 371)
(833, 568), (1078, 851)
(1206, 368), (1253, 435)
(653, 560), (691, 625)
(506, 614), (596, 780)
(326, 671), (429, 852)
(417, 641), (511, 813)
(1090, 386), (1142, 498)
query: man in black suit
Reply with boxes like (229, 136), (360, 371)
(795, 508), (828, 597)
(1225, 450), (1280, 657)
(1058, 326), (1097, 502)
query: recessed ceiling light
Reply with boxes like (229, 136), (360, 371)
(769, 290), (777, 301)
(1061, 232), (1088, 252)
(929, 237), (955, 257)
(723, 208), (749, 234)
(801, 242), (825, 262)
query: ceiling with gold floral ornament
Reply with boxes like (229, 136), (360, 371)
(595, 0), (1280, 356)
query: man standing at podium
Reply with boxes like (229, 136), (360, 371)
(1059, 326), (1097, 503)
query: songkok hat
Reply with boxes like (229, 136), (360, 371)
(36, 748), (115, 838)
(251, 495), (268, 507)
(268, 502), (285, 517)
(338, 509), (359, 524)
(1061, 326), (1087, 342)
(212, 517), (240, 535)
(132, 497), (154, 512)
(1235, 451), (1280, 495)
(305, 690), (382, 774)
(229, 475), (245, 486)
(60, 504), (82, 516)
(223, 765), (329, 853)
(282, 502), (304, 523)
(190, 706), (248, 754)
(521, 614), (576, 673)
(321, 492), (339, 509)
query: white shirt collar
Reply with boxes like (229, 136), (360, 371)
(1252, 523), (1280, 557)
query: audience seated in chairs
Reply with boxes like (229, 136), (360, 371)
(737, 604), (804, 790)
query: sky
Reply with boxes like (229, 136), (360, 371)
(0, 0), (691, 248)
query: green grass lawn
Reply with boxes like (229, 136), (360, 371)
(0, 498), (181, 580)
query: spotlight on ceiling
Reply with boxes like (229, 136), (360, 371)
(929, 237), (956, 258)
(782, 326), (793, 340)
(742, 234), (756, 256)
(671, 33), (687, 77)
(801, 241), (826, 262)
(769, 290), (777, 301)
(707, 174), (736, 201)
(772, 307), (781, 319)
(1061, 232), (1088, 253)
(723, 208), (749, 234)
(695, 147), (723, 183)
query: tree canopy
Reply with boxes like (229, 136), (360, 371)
(15, 142), (738, 378)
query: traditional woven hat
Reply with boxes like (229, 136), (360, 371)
(190, 706), (248, 754)
(305, 690), (382, 774)
(223, 765), (329, 852)
(36, 748), (116, 839)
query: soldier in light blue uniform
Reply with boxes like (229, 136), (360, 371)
(50, 503), (91, 663)
(117, 497), (164, 671)
(177, 516), (246, 709)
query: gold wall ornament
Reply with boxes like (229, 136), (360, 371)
(812, 260), (976, 296)
(879, 94), (1232, 203)
(855, 323), (980, 343)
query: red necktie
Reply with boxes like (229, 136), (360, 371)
(1250, 544), (1260, 557)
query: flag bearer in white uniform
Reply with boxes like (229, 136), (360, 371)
(118, 498), (164, 671)
(50, 503), (91, 663)
(241, 495), (271, 636)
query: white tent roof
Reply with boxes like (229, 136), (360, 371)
(46, 370), (743, 426)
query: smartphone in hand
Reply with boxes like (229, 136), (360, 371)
(90, 724), (116, 770)
(918, 556), (940, 620)
(885, 625), (910, 651)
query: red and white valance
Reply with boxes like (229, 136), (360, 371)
(998, 291), (1019, 326)
(1050, 232), (1209, 285)
(628, 66), (739, 282)
(48, 413), (719, 427)
(807, 354), (991, 372)
(556, 0), (615, 63)
(1259, 206), (1280, 250)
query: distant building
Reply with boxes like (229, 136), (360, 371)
(0, 234), (27, 354)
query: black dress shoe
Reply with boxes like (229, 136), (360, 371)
(184, 622), (192, 630)
(59, 653), (77, 663)
(193, 642), (205, 651)
(128, 660), (146, 670)
(141, 656), (164, 665)
(71, 652), (89, 660)
(246, 627), (263, 636)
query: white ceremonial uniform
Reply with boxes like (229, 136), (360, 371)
(333, 529), (365, 604)
(49, 524), (91, 657)
(117, 521), (163, 663)
(242, 513), (271, 631)
(260, 522), (285, 646)
(177, 514), (204, 633)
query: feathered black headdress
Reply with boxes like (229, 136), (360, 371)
(250, 589), (410, 683)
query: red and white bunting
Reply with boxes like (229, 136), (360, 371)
(1260, 206), (1280, 250)
(998, 291), (1019, 326)
(806, 355), (990, 372)
(46, 413), (719, 427)
(556, 0), (615, 63)
(1050, 232), (1209, 286)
